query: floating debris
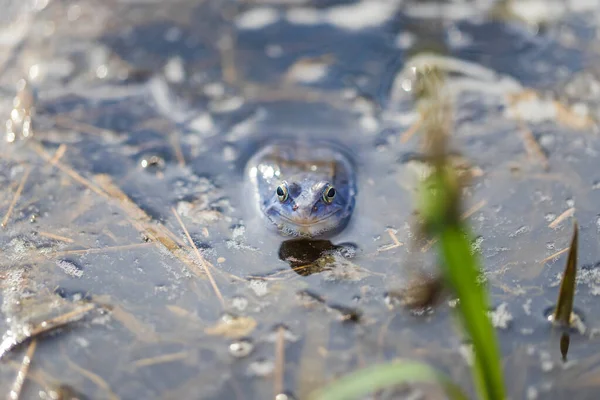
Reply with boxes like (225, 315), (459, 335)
(205, 314), (257, 339)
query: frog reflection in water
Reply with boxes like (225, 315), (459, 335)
(245, 140), (356, 238)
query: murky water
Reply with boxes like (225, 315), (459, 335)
(2, 0), (600, 399)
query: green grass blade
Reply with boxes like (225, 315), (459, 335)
(552, 221), (578, 326)
(438, 225), (506, 400)
(309, 360), (469, 400)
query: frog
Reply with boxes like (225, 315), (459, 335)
(245, 139), (356, 238)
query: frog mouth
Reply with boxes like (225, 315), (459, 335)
(277, 213), (336, 227)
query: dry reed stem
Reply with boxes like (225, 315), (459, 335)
(8, 340), (37, 400)
(400, 116), (423, 143)
(30, 142), (108, 199)
(133, 351), (188, 368)
(2, 166), (32, 228)
(38, 231), (74, 243)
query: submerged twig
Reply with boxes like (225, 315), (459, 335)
(65, 354), (119, 400)
(274, 325), (286, 398)
(552, 222), (578, 326)
(540, 247), (570, 264)
(30, 142), (109, 199)
(0, 302), (95, 359)
(548, 207), (575, 229)
(8, 339), (37, 400)
(49, 144), (67, 164)
(38, 231), (75, 243)
(1, 166), (32, 228)
(171, 207), (225, 308)
(378, 228), (404, 252)
(400, 117), (422, 143)
(132, 351), (188, 368)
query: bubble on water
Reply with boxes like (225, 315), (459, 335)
(248, 279), (268, 297)
(139, 154), (165, 171)
(231, 224), (246, 240)
(188, 112), (214, 135)
(266, 44), (283, 58)
(247, 358), (274, 377)
(164, 57), (185, 83)
(230, 296), (248, 312)
(509, 225), (530, 238)
(544, 213), (556, 222)
(488, 302), (512, 329)
(210, 95), (244, 113)
(275, 394), (295, 400)
(223, 145), (237, 162)
(539, 350), (553, 372)
(229, 338), (254, 358)
(523, 298), (532, 316)
(336, 242), (358, 259)
(236, 7), (279, 30)
(395, 31), (416, 49)
(539, 133), (555, 148)
(566, 198), (575, 208)
(383, 292), (402, 309)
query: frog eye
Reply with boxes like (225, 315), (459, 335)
(276, 182), (289, 202)
(322, 185), (336, 204)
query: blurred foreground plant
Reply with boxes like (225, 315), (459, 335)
(311, 67), (505, 400)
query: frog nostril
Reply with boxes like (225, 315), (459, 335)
(293, 204), (299, 211)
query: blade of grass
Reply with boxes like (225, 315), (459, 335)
(552, 221), (578, 326)
(438, 224), (505, 400)
(309, 360), (468, 400)
(415, 64), (505, 400)
(420, 166), (504, 400)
